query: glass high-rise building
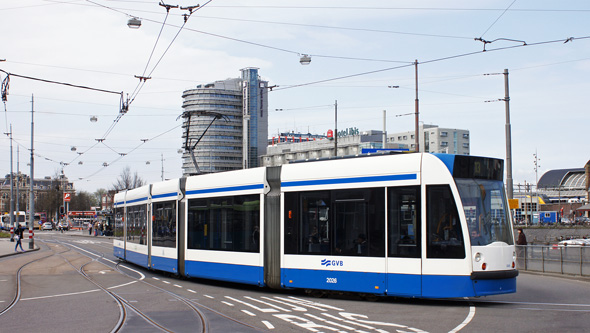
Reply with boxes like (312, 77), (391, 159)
(180, 68), (268, 176)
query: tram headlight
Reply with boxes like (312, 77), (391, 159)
(474, 252), (482, 262)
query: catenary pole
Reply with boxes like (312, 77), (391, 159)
(504, 69), (514, 199)
(29, 94), (35, 249)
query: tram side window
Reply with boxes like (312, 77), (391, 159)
(301, 191), (331, 255)
(152, 201), (176, 248)
(127, 204), (147, 245)
(187, 194), (260, 252)
(388, 186), (421, 258)
(284, 188), (385, 257)
(114, 207), (124, 240)
(426, 185), (465, 259)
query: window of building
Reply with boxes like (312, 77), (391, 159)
(440, 141), (448, 147)
(403, 135), (408, 140)
(463, 133), (469, 139)
(440, 131), (448, 137)
(463, 143), (469, 148)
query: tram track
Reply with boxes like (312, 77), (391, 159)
(0, 241), (64, 317)
(55, 237), (262, 332)
(55, 240), (208, 333)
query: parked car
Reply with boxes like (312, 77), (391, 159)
(551, 238), (590, 249)
(42, 222), (53, 231)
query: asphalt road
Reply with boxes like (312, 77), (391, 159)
(1, 232), (589, 333)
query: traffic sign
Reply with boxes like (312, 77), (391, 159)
(64, 193), (71, 202)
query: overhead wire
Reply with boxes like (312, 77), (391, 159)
(479, 0), (518, 38)
(275, 35), (590, 91)
(7, 1), (590, 186)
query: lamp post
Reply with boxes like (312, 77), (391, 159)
(28, 94), (35, 249)
(414, 60), (420, 153)
(7, 125), (15, 241)
(334, 100), (337, 157)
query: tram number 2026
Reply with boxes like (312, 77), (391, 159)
(326, 277), (338, 284)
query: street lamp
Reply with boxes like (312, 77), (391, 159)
(300, 54), (311, 65)
(127, 17), (142, 29)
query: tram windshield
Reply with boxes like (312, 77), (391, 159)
(455, 179), (513, 246)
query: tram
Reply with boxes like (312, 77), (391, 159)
(113, 153), (518, 298)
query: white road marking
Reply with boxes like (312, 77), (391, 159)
(262, 296), (307, 312)
(107, 281), (138, 290)
(262, 321), (275, 329)
(162, 280), (171, 284)
(518, 307), (590, 312)
(21, 289), (101, 301)
(241, 310), (256, 317)
(225, 296), (278, 313)
(448, 304), (476, 333)
(187, 289), (196, 293)
(204, 295), (214, 299)
(279, 296), (344, 311)
(152, 277), (160, 281)
(65, 242), (145, 281)
(476, 300), (590, 308)
(173, 284), (182, 288)
(303, 313), (356, 330)
(244, 296), (292, 312)
(222, 301), (234, 306)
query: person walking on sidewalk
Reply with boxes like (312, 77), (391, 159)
(14, 226), (24, 252)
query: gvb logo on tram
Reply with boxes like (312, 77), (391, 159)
(321, 259), (344, 267)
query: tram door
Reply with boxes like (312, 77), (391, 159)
(386, 186), (422, 296)
(421, 185), (467, 298)
(332, 189), (387, 294)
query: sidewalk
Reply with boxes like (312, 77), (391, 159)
(0, 229), (112, 258)
(0, 237), (39, 258)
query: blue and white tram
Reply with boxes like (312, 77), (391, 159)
(183, 167), (266, 285)
(113, 153), (517, 298)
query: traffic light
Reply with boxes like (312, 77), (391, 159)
(59, 206), (64, 215)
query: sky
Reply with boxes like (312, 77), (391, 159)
(1, 0), (589, 194)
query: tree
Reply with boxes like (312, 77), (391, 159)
(35, 171), (64, 221)
(70, 191), (97, 211)
(94, 188), (107, 207)
(112, 166), (145, 192)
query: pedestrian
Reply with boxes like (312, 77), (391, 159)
(517, 228), (527, 245)
(515, 228), (527, 269)
(14, 226), (24, 252)
(88, 222), (92, 236)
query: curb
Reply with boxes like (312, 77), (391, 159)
(0, 245), (40, 258)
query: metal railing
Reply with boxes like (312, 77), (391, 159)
(516, 245), (590, 276)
